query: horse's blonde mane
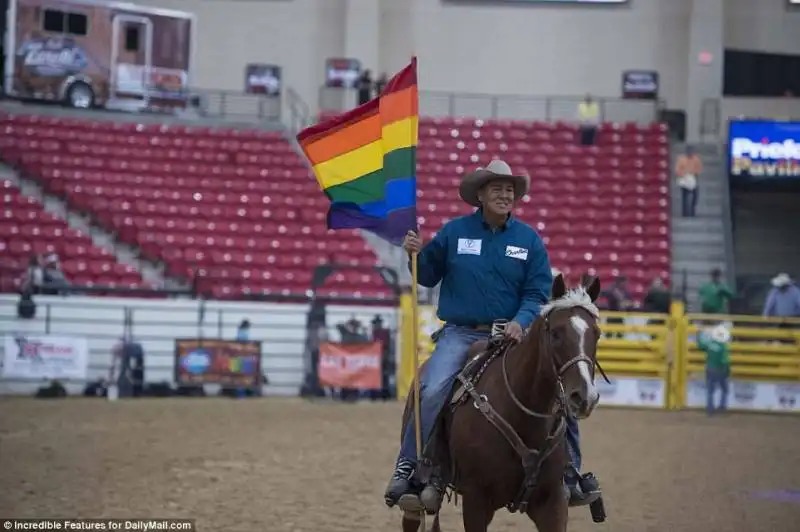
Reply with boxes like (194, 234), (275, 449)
(541, 287), (600, 319)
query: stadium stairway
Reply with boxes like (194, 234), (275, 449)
(1, 163), (168, 288)
(669, 143), (734, 310)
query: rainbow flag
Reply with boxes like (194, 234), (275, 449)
(297, 58), (418, 246)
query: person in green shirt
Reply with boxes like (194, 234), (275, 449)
(697, 323), (731, 415)
(698, 268), (735, 314)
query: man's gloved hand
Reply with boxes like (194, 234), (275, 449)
(505, 321), (524, 342)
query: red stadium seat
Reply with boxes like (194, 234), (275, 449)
(0, 112), (670, 300)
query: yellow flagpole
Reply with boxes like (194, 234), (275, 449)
(410, 251), (423, 462)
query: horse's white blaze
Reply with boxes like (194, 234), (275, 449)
(569, 315), (598, 406)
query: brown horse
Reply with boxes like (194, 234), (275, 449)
(399, 274), (603, 532)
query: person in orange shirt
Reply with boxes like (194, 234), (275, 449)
(675, 145), (703, 217)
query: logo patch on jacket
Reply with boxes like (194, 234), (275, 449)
(457, 238), (482, 255)
(505, 245), (528, 260)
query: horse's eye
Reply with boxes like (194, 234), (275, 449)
(550, 329), (561, 342)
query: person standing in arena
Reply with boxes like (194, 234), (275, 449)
(384, 159), (601, 512)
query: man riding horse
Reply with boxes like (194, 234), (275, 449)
(384, 159), (602, 512)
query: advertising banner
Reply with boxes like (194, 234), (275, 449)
(174, 339), (261, 387)
(594, 376), (666, 408)
(728, 120), (800, 181)
(325, 58), (361, 88)
(245, 64), (282, 96)
(685, 377), (800, 412)
(318, 342), (382, 389)
(621, 70), (659, 100)
(2, 334), (89, 380)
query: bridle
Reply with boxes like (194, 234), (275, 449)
(499, 307), (609, 420)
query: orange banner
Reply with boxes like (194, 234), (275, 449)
(318, 342), (382, 389)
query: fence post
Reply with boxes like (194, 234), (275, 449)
(396, 291), (414, 400)
(217, 309), (223, 339)
(669, 300), (688, 409)
(45, 304), (51, 334)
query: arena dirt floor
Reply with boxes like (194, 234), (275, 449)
(1, 398), (798, 532)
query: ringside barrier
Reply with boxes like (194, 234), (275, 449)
(397, 297), (800, 413)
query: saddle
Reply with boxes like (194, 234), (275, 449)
(449, 336), (508, 406)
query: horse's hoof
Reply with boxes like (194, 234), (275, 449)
(398, 493), (425, 513)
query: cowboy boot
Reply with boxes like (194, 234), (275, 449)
(384, 457), (415, 508)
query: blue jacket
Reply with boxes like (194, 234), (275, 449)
(412, 210), (553, 329)
(763, 284), (800, 317)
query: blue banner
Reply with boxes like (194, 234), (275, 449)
(728, 120), (800, 180)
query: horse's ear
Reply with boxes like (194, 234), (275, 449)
(552, 273), (567, 300)
(585, 276), (601, 302)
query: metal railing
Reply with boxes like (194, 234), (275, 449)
(189, 88), (282, 123)
(1, 75), (284, 125)
(285, 87), (312, 135)
(318, 86), (664, 124)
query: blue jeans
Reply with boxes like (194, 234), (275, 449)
(399, 325), (490, 463)
(706, 367), (729, 414)
(565, 415), (582, 487)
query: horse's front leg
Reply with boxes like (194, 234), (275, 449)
(526, 483), (568, 532)
(461, 491), (495, 532)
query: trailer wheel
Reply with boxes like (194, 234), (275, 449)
(65, 82), (95, 109)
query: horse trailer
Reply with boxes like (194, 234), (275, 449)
(3, 0), (194, 110)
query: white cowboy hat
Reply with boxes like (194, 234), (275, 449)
(709, 324), (731, 344)
(771, 273), (792, 287)
(459, 159), (530, 207)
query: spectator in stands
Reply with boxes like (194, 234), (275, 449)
(698, 268), (734, 315)
(643, 277), (671, 314)
(577, 94), (600, 146)
(763, 273), (800, 320)
(40, 253), (69, 295)
(236, 319), (251, 341)
(675, 145), (703, 217)
(375, 73), (388, 95)
(357, 69), (373, 105)
(602, 276), (633, 337)
(697, 323), (731, 415)
(19, 254), (43, 295)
